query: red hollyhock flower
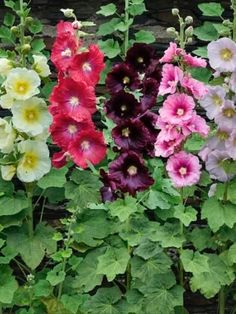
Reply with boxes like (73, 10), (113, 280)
(52, 151), (67, 169)
(50, 114), (94, 150)
(112, 119), (150, 151)
(57, 21), (75, 37)
(68, 129), (106, 169)
(69, 44), (105, 86)
(108, 151), (154, 196)
(105, 63), (140, 94)
(51, 35), (79, 72)
(49, 78), (96, 120)
(105, 91), (141, 124)
(125, 43), (154, 72)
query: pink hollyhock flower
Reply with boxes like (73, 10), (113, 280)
(49, 78), (96, 120)
(199, 85), (226, 120)
(154, 133), (184, 158)
(205, 150), (234, 182)
(159, 42), (183, 63)
(229, 72), (236, 93)
(57, 21), (75, 37)
(52, 151), (67, 168)
(215, 100), (236, 129)
(158, 64), (183, 96)
(182, 54), (207, 68)
(159, 93), (195, 125)
(68, 130), (106, 169)
(225, 130), (236, 160)
(207, 38), (236, 72)
(166, 151), (201, 188)
(182, 113), (210, 137)
(181, 75), (208, 100)
(156, 117), (182, 141)
(50, 114), (94, 150)
(51, 35), (79, 72)
(69, 44), (105, 86)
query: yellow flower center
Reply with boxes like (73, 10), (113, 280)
(177, 108), (184, 116)
(122, 127), (130, 137)
(22, 152), (38, 170)
(81, 140), (90, 150)
(15, 81), (30, 95)
(123, 76), (130, 84)
(68, 124), (77, 134)
(223, 108), (235, 118)
(217, 130), (229, 140)
(127, 165), (137, 176)
(220, 48), (233, 61)
(83, 62), (92, 72)
(61, 48), (72, 57)
(70, 96), (79, 106)
(179, 167), (187, 176)
(137, 57), (144, 63)
(121, 105), (127, 112)
(24, 108), (39, 123)
(212, 94), (223, 106)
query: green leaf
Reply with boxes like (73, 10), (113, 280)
(227, 243), (236, 266)
(4, 0), (15, 9)
(34, 280), (52, 297)
(212, 23), (230, 36)
(198, 2), (224, 17)
(128, 3), (146, 16)
(4, 12), (15, 27)
(97, 18), (120, 36)
(83, 287), (122, 314)
(37, 167), (68, 189)
(108, 195), (138, 222)
(134, 239), (162, 260)
(0, 265), (18, 304)
(46, 264), (66, 286)
(188, 68), (212, 83)
(189, 227), (215, 251)
(174, 205), (197, 226)
(192, 46), (208, 58)
(181, 250), (210, 275)
(144, 190), (171, 210)
(97, 239), (130, 281)
(134, 30), (155, 44)
(28, 19), (43, 34)
(194, 22), (219, 41)
(61, 294), (84, 314)
(98, 39), (121, 59)
(41, 81), (57, 99)
(31, 39), (46, 52)
(184, 133), (206, 152)
(202, 197), (236, 232)
(0, 192), (28, 216)
(0, 175), (14, 195)
(96, 3), (117, 16)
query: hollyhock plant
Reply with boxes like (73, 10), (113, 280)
(108, 151), (154, 196)
(181, 75), (208, 100)
(159, 42), (183, 63)
(125, 43), (154, 72)
(100, 169), (118, 202)
(214, 100), (236, 129)
(166, 151), (201, 188)
(140, 78), (159, 111)
(225, 130), (236, 159)
(158, 63), (183, 96)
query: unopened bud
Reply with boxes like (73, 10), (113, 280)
(172, 8), (179, 16)
(25, 17), (33, 24)
(24, 36), (32, 43)
(72, 20), (82, 29)
(10, 26), (19, 34)
(185, 26), (193, 37)
(21, 44), (31, 53)
(60, 8), (74, 18)
(223, 19), (232, 27)
(166, 27), (176, 36)
(187, 37), (193, 44)
(185, 16), (193, 24)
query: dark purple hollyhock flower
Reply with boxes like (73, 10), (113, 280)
(106, 63), (140, 94)
(126, 43), (154, 72)
(140, 112), (159, 156)
(100, 169), (117, 202)
(145, 59), (162, 84)
(105, 91), (141, 124)
(140, 78), (159, 112)
(112, 119), (150, 151)
(109, 151), (154, 196)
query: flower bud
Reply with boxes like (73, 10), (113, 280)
(10, 26), (19, 34)
(185, 26), (193, 37)
(172, 8), (179, 16)
(187, 37), (193, 44)
(223, 19), (232, 27)
(21, 44), (31, 54)
(24, 36), (32, 43)
(60, 8), (74, 18)
(25, 17), (33, 24)
(166, 27), (176, 36)
(185, 16), (193, 24)
(72, 20), (82, 30)
(1, 165), (16, 181)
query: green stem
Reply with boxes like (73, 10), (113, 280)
(178, 16), (185, 49)
(0, 303), (2, 314)
(232, 0), (236, 41)
(19, 0), (26, 66)
(26, 183), (34, 239)
(126, 245), (132, 290)
(124, 0), (130, 57)
(179, 187), (184, 313)
(219, 287), (225, 314)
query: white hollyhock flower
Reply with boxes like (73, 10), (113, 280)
(0, 118), (16, 153)
(0, 94), (14, 109)
(12, 97), (52, 136)
(5, 67), (40, 100)
(17, 140), (51, 182)
(0, 58), (13, 76)
(33, 55), (51, 77)
(1, 165), (16, 181)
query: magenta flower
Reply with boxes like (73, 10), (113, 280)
(182, 113), (210, 138)
(158, 64), (183, 96)
(166, 151), (201, 188)
(156, 118), (182, 141)
(199, 85), (226, 120)
(181, 75), (208, 100)
(155, 133), (184, 158)
(183, 53), (207, 68)
(159, 42), (183, 63)
(215, 100), (236, 129)
(159, 93), (195, 125)
(207, 38), (236, 72)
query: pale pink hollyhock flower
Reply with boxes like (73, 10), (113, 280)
(229, 72), (236, 93)
(159, 42), (183, 63)
(199, 145), (212, 162)
(158, 64), (184, 96)
(215, 100), (236, 129)
(207, 38), (236, 72)
(155, 133), (184, 158)
(159, 93), (195, 125)
(155, 117), (182, 141)
(199, 85), (226, 120)
(181, 75), (208, 100)
(182, 113), (210, 137)
(225, 130), (236, 160)
(166, 151), (201, 188)
(183, 54), (207, 68)
(205, 150), (234, 182)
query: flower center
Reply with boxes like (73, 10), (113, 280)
(24, 109), (38, 123)
(15, 81), (29, 95)
(83, 62), (92, 72)
(81, 140), (90, 150)
(123, 76), (130, 84)
(127, 165), (137, 176)
(223, 108), (235, 118)
(179, 167), (187, 176)
(137, 57), (144, 63)
(121, 105), (127, 112)
(217, 130), (229, 140)
(177, 108), (184, 116)
(220, 48), (233, 61)
(70, 96), (79, 106)
(68, 124), (77, 134)
(61, 48), (72, 57)
(23, 152), (38, 169)
(122, 127), (130, 137)
(212, 94), (223, 106)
